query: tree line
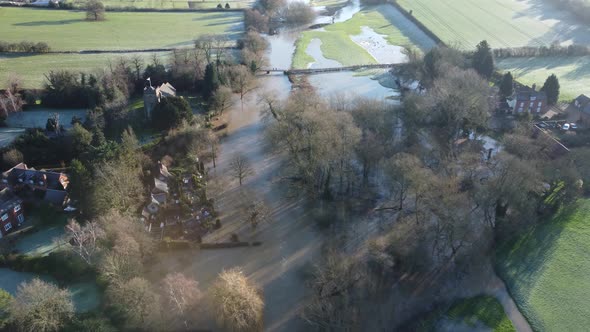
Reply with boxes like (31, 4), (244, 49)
(0, 41), (50, 53)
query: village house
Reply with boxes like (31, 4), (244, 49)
(142, 161), (173, 221)
(0, 163), (70, 207)
(143, 79), (177, 120)
(0, 189), (24, 238)
(566, 94), (590, 124)
(507, 86), (548, 114)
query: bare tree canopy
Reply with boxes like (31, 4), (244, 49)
(162, 273), (202, 328)
(209, 268), (264, 332)
(86, 0), (105, 21)
(229, 153), (254, 186)
(65, 219), (105, 265)
(9, 279), (74, 332)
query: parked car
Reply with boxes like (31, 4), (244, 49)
(562, 123), (570, 131)
(570, 123), (578, 130)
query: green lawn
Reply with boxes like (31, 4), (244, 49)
(413, 295), (515, 332)
(497, 56), (590, 102)
(396, 0), (589, 50)
(0, 8), (243, 51)
(292, 5), (435, 68)
(0, 52), (170, 88)
(446, 296), (516, 332)
(495, 199), (590, 331)
(69, 0), (254, 9)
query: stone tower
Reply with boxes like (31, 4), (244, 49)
(143, 79), (158, 120)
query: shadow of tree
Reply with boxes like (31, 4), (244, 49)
(13, 19), (85, 26)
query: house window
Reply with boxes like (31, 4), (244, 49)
(17, 214), (24, 224)
(520, 102), (524, 107)
(518, 107), (524, 113)
(4, 222), (11, 232)
(14, 205), (20, 213)
(530, 102), (534, 107)
(1, 214), (8, 222)
(537, 107), (541, 112)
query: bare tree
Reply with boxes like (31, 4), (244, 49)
(130, 55), (144, 81)
(245, 199), (271, 229)
(195, 35), (215, 64)
(209, 268), (264, 332)
(98, 232), (143, 285)
(207, 131), (220, 168)
(229, 65), (256, 112)
(106, 277), (162, 331)
(210, 85), (233, 115)
(0, 74), (24, 118)
(229, 154), (253, 186)
(2, 149), (22, 166)
(65, 219), (105, 265)
(162, 273), (202, 328)
(86, 0), (105, 21)
(9, 279), (74, 332)
(303, 252), (364, 331)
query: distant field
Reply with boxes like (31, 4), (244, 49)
(497, 56), (590, 101)
(292, 5), (435, 68)
(0, 8), (243, 51)
(68, 0), (253, 9)
(396, 0), (590, 50)
(0, 52), (170, 88)
(496, 199), (590, 331)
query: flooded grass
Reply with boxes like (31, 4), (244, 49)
(292, 5), (435, 68)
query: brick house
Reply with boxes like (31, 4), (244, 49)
(0, 188), (24, 238)
(566, 94), (590, 124)
(508, 87), (548, 114)
(0, 163), (70, 207)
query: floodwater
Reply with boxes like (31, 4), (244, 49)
(0, 268), (99, 312)
(0, 107), (88, 147)
(145, 2), (412, 331)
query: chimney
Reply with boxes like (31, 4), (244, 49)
(532, 83), (536, 91)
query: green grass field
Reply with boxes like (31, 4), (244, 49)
(446, 296), (516, 332)
(0, 52), (170, 88)
(69, 0), (253, 9)
(414, 295), (515, 332)
(0, 8), (243, 51)
(292, 5), (435, 68)
(495, 199), (590, 331)
(497, 56), (590, 101)
(396, 0), (589, 50)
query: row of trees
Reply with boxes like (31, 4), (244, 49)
(0, 41), (50, 53)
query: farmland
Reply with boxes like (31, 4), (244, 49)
(292, 5), (435, 68)
(396, 0), (590, 50)
(0, 52), (170, 88)
(0, 8), (243, 51)
(0, 7), (243, 88)
(497, 56), (590, 101)
(495, 199), (590, 331)
(68, 0), (254, 9)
